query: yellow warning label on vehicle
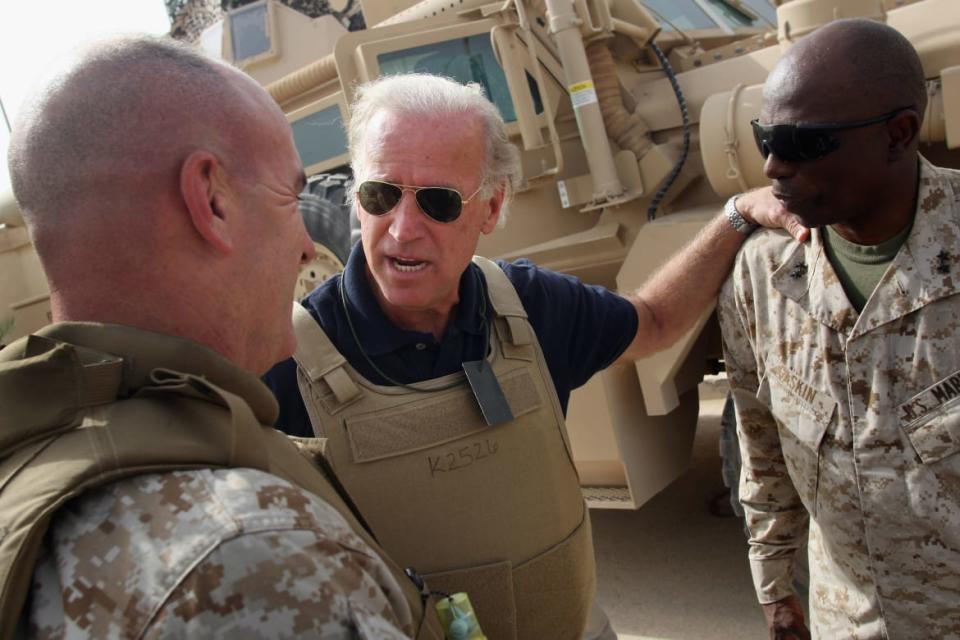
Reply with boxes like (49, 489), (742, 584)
(569, 80), (598, 108)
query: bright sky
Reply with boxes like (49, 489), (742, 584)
(0, 1), (171, 192)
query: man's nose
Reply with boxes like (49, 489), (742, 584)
(388, 191), (426, 242)
(298, 218), (317, 265)
(763, 152), (798, 181)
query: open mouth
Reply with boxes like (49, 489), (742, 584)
(392, 257), (428, 273)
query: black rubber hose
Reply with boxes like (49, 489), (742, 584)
(646, 42), (690, 221)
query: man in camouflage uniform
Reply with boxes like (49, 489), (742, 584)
(1, 37), (439, 638)
(719, 19), (960, 639)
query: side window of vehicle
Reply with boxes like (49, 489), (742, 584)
(642, 0), (775, 31)
(290, 105), (349, 169)
(736, 0), (777, 25)
(228, 1), (276, 64)
(642, 0), (718, 30)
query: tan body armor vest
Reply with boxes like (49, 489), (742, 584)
(0, 332), (443, 640)
(292, 257), (595, 640)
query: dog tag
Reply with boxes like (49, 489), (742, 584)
(462, 360), (514, 426)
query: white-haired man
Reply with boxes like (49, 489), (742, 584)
(0, 38), (443, 638)
(265, 73), (805, 639)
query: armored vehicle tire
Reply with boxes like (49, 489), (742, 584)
(295, 173), (354, 300)
(719, 392), (809, 598)
(300, 172), (353, 265)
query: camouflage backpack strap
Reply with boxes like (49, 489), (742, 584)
(0, 337), (269, 640)
(291, 302), (362, 414)
(471, 257), (535, 360)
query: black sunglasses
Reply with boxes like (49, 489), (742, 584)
(751, 108), (910, 163)
(356, 180), (484, 223)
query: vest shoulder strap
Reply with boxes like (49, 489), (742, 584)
(292, 302), (361, 405)
(472, 256), (533, 347)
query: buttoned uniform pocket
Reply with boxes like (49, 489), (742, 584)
(900, 394), (960, 466)
(899, 389), (960, 548)
(764, 365), (838, 517)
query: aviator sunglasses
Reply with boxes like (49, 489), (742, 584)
(357, 180), (485, 223)
(751, 108), (910, 163)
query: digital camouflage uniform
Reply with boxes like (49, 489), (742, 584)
(0, 323), (418, 639)
(28, 468), (414, 638)
(719, 158), (960, 639)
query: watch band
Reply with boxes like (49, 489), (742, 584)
(724, 195), (758, 234)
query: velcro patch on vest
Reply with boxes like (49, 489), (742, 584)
(344, 369), (541, 463)
(899, 369), (960, 426)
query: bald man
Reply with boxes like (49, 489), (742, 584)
(0, 37), (442, 638)
(718, 19), (960, 639)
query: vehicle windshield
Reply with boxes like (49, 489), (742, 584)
(377, 34), (543, 124)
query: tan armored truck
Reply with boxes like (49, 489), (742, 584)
(0, 191), (49, 348)
(4, 0), (960, 508)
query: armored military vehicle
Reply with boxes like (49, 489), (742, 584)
(0, 192), (48, 348)
(3, 0), (959, 509)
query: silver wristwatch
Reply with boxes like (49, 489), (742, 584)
(724, 195), (758, 234)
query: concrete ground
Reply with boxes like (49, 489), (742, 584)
(590, 395), (769, 640)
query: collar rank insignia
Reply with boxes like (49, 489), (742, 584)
(936, 250), (951, 274)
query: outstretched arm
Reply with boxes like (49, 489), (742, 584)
(618, 187), (807, 361)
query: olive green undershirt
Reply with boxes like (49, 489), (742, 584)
(823, 221), (914, 313)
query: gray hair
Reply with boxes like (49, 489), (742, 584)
(347, 73), (521, 222)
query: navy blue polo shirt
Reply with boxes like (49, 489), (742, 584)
(264, 244), (638, 437)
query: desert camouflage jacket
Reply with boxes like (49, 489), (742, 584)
(0, 323), (414, 638)
(29, 467), (414, 638)
(719, 158), (960, 639)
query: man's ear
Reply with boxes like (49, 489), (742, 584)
(887, 110), (921, 161)
(480, 187), (505, 235)
(180, 150), (234, 253)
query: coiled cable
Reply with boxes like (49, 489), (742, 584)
(646, 41), (690, 221)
